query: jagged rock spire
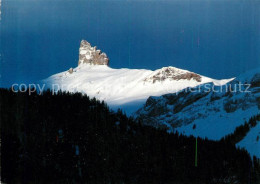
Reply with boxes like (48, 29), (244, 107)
(78, 40), (109, 66)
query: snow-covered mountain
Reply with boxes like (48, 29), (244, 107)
(43, 40), (232, 114)
(135, 68), (260, 157)
(43, 40), (259, 157)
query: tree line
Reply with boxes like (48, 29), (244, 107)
(1, 88), (259, 184)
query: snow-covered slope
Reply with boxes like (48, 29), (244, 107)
(236, 122), (260, 158)
(42, 64), (231, 113)
(42, 40), (233, 114)
(135, 68), (260, 157)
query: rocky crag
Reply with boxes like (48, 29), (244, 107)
(78, 40), (109, 66)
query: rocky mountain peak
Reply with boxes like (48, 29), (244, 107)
(144, 67), (202, 83)
(78, 40), (109, 66)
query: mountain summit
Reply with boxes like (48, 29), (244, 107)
(78, 40), (109, 66)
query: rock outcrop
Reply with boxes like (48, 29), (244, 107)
(78, 40), (109, 66)
(68, 68), (73, 74)
(144, 67), (202, 83)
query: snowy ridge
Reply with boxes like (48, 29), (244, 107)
(43, 63), (231, 114)
(43, 40), (232, 113)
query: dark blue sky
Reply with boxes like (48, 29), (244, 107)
(1, 0), (260, 87)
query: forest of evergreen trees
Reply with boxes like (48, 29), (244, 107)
(1, 88), (259, 184)
(221, 114), (260, 145)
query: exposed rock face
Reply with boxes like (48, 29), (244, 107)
(78, 40), (109, 66)
(173, 72), (201, 82)
(135, 76), (259, 129)
(68, 68), (73, 74)
(144, 67), (202, 83)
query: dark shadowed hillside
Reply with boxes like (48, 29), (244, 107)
(1, 88), (259, 184)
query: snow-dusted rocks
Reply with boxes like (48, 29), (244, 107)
(135, 69), (260, 157)
(144, 67), (202, 83)
(68, 68), (73, 74)
(78, 40), (109, 66)
(136, 69), (260, 130)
